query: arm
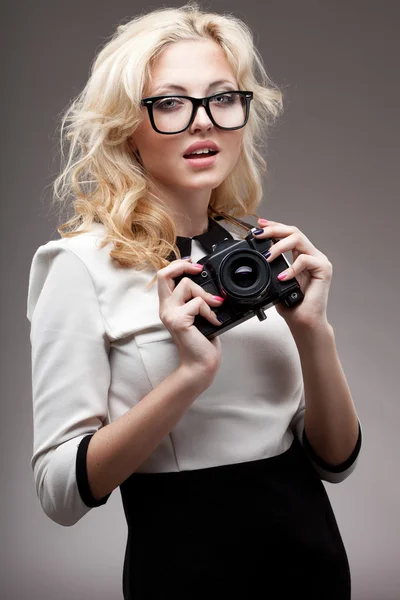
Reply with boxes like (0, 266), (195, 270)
(27, 243), (219, 526)
(27, 244), (112, 526)
(86, 364), (210, 502)
(87, 257), (225, 502)
(290, 320), (360, 469)
(253, 217), (362, 480)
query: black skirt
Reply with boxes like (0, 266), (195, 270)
(120, 437), (351, 599)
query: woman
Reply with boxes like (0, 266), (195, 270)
(27, 3), (361, 598)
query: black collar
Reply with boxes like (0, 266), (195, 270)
(167, 216), (235, 262)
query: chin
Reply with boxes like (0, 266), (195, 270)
(184, 180), (222, 191)
(182, 172), (228, 190)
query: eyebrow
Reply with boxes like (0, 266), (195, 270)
(151, 79), (237, 96)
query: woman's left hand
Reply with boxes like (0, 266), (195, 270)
(255, 218), (333, 330)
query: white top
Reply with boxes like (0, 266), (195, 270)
(26, 220), (360, 527)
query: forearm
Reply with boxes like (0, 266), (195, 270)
(290, 321), (359, 466)
(86, 365), (210, 501)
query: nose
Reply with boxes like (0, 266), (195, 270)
(189, 105), (213, 133)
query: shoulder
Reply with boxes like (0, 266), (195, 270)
(27, 223), (156, 338)
(28, 222), (123, 282)
(27, 224), (112, 302)
(31, 222), (110, 264)
(27, 224), (109, 320)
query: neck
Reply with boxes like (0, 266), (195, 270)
(150, 181), (212, 237)
(175, 211), (210, 238)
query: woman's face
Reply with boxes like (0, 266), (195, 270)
(130, 39), (246, 196)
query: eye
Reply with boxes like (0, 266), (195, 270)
(153, 97), (184, 110)
(211, 93), (235, 104)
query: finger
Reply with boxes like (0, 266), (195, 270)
(264, 232), (319, 262)
(172, 276), (225, 307)
(157, 260), (204, 303)
(276, 254), (332, 282)
(253, 223), (305, 241)
(183, 296), (223, 327)
(257, 218), (279, 227)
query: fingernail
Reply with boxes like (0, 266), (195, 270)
(213, 295), (224, 302)
(253, 228), (264, 235)
(259, 218), (269, 224)
(263, 251), (271, 259)
(277, 272), (287, 280)
(192, 263), (203, 268)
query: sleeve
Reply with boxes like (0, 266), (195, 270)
(27, 243), (112, 526)
(290, 387), (362, 484)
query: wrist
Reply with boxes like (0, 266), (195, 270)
(288, 319), (334, 347)
(176, 362), (216, 393)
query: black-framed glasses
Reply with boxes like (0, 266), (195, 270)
(141, 91), (253, 134)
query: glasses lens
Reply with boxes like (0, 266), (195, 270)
(151, 93), (248, 133)
(209, 93), (247, 129)
(152, 97), (193, 133)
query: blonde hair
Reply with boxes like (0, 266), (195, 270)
(52, 1), (283, 271)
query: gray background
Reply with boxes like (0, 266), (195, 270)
(2, 0), (399, 598)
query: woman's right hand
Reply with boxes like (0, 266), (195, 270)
(157, 258), (224, 380)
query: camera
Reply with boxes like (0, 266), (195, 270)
(174, 229), (304, 339)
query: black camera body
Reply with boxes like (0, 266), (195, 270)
(174, 229), (304, 339)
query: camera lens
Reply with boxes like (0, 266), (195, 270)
(219, 249), (270, 302)
(231, 265), (257, 288)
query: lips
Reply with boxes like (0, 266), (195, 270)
(183, 139), (220, 158)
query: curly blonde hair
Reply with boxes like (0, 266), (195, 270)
(52, 1), (283, 271)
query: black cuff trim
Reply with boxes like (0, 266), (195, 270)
(302, 421), (362, 473)
(76, 434), (111, 507)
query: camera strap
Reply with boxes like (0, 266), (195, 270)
(212, 212), (257, 234)
(168, 212), (258, 262)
